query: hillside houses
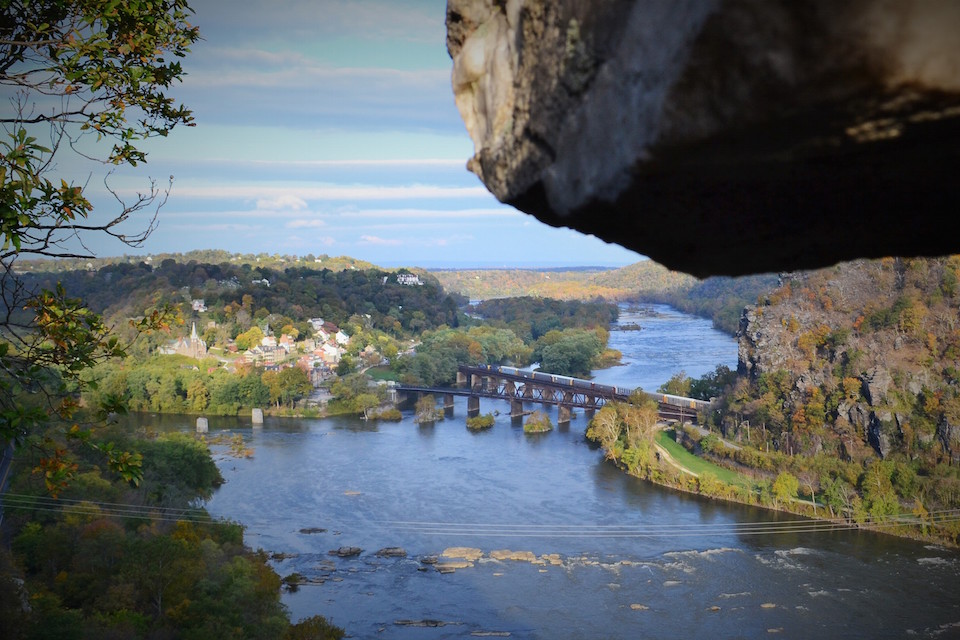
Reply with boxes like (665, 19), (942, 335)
(240, 322), (349, 379)
(308, 318), (349, 345)
(157, 312), (351, 386)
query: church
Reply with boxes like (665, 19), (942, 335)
(158, 322), (207, 359)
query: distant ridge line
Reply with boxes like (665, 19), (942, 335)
(426, 266), (617, 273)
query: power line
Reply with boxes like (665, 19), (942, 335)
(375, 511), (960, 538)
(1, 492), (224, 525)
(4, 492), (958, 538)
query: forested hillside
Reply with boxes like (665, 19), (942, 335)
(20, 255), (777, 338)
(17, 259), (464, 351)
(431, 261), (777, 334)
(391, 297), (621, 386)
(15, 250), (377, 275)
(644, 273), (780, 334)
(430, 261), (693, 301)
(704, 256), (960, 540)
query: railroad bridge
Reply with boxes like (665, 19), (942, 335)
(393, 365), (710, 426)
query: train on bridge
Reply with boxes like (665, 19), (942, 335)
(469, 364), (712, 413)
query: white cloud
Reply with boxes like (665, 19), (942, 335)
(339, 207), (517, 219)
(186, 49), (449, 89)
(298, 235), (337, 247)
(286, 219), (328, 229)
(240, 158), (465, 168)
(170, 184), (489, 201)
(161, 222), (262, 233)
(256, 194), (309, 211)
(359, 235), (402, 246)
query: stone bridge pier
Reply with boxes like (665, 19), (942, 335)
(467, 395), (480, 417)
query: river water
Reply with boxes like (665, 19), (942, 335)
(149, 304), (959, 639)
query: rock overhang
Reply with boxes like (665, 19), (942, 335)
(446, 0), (960, 278)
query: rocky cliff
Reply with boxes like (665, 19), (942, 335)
(446, 0), (960, 278)
(735, 256), (960, 463)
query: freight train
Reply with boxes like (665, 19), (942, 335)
(473, 364), (710, 411)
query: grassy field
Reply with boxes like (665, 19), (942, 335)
(366, 366), (399, 382)
(655, 429), (754, 488)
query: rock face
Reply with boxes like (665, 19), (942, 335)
(734, 257), (959, 460)
(446, 0), (960, 277)
(938, 418), (960, 463)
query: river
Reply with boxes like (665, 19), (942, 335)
(148, 304), (960, 639)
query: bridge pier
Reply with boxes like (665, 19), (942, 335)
(444, 393), (455, 417)
(467, 395), (480, 417)
(457, 371), (468, 387)
(558, 405), (572, 425)
(511, 399), (524, 418)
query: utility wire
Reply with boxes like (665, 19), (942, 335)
(1, 492), (222, 525)
(4, 491), (958, 538)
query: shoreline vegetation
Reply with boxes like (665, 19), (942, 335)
(0, 423), (345, 638)
(585, 400), (959, 548)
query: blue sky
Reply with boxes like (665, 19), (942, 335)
(80, 0), (645, 268)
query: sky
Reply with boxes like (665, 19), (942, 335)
(75, 0), (646, 269)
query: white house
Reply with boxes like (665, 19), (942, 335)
(320, 342), (341, 363)
(396, 273), (423, 286)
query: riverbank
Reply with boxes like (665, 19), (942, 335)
(608, 424), (959, 549)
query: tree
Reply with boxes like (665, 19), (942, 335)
(355, 392), (380, 419)
(336, 354), (354, 376)
(658, 371), (691, 397)
(772, 471), (800, 507)
(235, 326), (264, 351)
(534, 328), (603, 377)
(1, 0), (199, 259)
(414, 394), (441, 424)
(861, 461), (900, 519)
(276, 366), (313, 408)
(285, 615), (345, 640)
(186, 376), (209, 412)
(820, 474), (850, 518)
(0, 0), (199, 489)
(586, 404), (622, 459)
(523, 410), (553, 433)
(689, 365), (736, 401)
